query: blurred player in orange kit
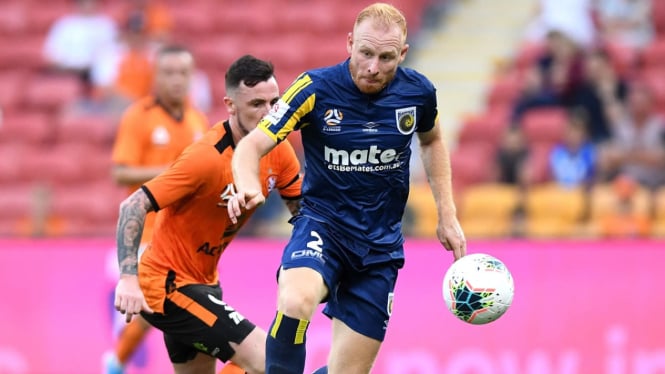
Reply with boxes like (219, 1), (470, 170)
(104, 44), (208, 374)
(113, 54), (303, 374)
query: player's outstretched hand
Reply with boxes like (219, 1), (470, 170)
(437, 216), (467, 261)
(227, 190), (265, 224)
(115, 274), (154, 323)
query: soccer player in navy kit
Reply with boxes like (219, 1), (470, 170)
(228, 3), (466, 373)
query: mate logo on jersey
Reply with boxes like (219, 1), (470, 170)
(324, 145), (402, 172)
(395, 106), (417, 135)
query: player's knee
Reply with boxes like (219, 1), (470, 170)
(277, 288), (319, 319)
(277, 268), (326, 319)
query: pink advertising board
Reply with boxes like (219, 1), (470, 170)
(0, 238), (663, 374)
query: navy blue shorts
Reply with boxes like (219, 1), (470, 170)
(280, 215), (404, 341)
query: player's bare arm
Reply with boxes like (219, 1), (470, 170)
(417, 119), (466, 260)
(115, 188), (155, 322)
(229, 129), (278, 222)
(117, 188), (155, 274)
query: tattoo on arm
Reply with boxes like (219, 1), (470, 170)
(117, 190), (155, 275)
(284, 198), (302, 217)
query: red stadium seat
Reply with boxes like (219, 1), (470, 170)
(246, 34), (311, 72)
(0, 184), (34, 220)
(521, 107), (567, 147)
(486, 70), (524, 110)
(0, 35), (47, 70)
(24, 74), (83, 112)
(169, 0), (215, 36)
(652, 0), (665, 37)
(450, 143), (495, 187)
(0, 2), (28, 36)
(212, 1), (277, 34)
(0, 143), (28, 183)
(0, 70), (27, 111)
(26, 2), (72, 34)
(277, 2), (342, 35)
(56, 112), (116, 146)
(0, 110), (54, 146)
(640, 68), (665, 108)
(641, 39), (665, 69)
(513, 41), (545, 71)
(457, 109), (510, 148)
(51, 182), (123, 234)
(190, 35), (249, 73)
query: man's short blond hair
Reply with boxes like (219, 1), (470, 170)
(354, 3), (408, 41)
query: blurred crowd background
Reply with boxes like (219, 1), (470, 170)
(0, 0), (664, 240)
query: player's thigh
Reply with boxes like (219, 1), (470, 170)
(143, 284), (257, 365)
(172, 352), (216, 374)
(328, 318), (381, 374)
(228, 325), (267, 374)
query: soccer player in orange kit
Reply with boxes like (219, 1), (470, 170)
(105, 44), (208, 374)
(113, 54), (302, 374)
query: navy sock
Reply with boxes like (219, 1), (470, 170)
(266, 311), (310, 374)
(312, 366), (328, 374)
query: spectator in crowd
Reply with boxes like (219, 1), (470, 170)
(570, 49), (628, 143)
(523, 0), (597, 48)
(596, 0), (654, 52)
(123, 0), (174, 43)
(90, 12), (155, 118)
(549, 108), (597, 189)
(496, 127), (529, 186)
(512, 30), (585, 124)
(42, 0), (117, 92)
(598, 81), (665, 190)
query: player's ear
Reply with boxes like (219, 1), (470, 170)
(346, 32), (353, 54)
(399, 43), (409, 63)
(223, 96), (235, 115)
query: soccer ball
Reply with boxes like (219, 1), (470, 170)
(442, 253), (514, 325)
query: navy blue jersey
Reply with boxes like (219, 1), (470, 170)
(259, 59), (438, 248)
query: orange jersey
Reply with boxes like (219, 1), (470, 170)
(139, 121), (302, 312)
(114, 51), (154, 100)
(112, 96), (209, 242)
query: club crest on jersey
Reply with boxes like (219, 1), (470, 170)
(265, 99), (290, 125)
(395, 106), (416, 135)
(323, 108), (343, 132)
(267, 174), (276, 192)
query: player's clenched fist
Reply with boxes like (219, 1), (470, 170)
(114, 274), (154, 323)
(227, 190), (265, 224)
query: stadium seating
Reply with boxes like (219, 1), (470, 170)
(0, 111), (53, 146)
(23, 74), (83, 112)
(0, 0), (438, 237)
(459, 183), (520, 238)
(524, 183), (587, 238)
(653, 186), (665, 237)
(520, 107), (567, 147)
(406, 183), (437, 237)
